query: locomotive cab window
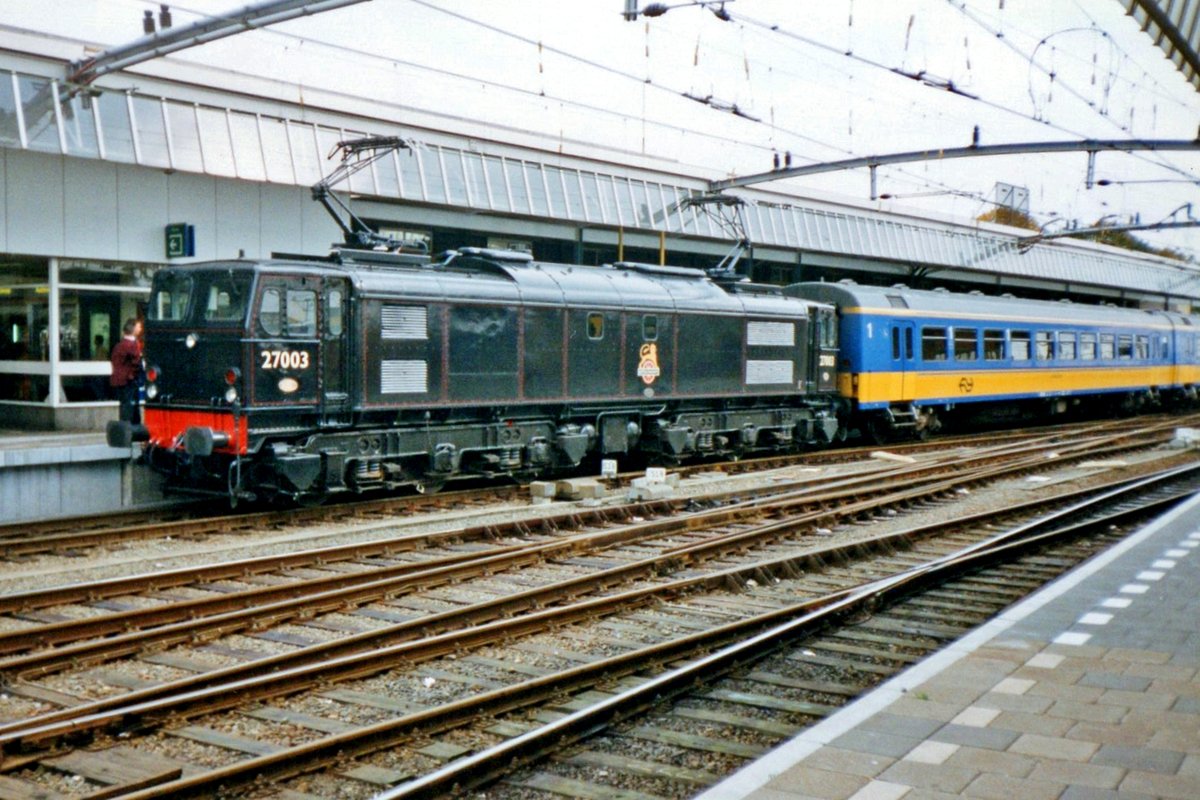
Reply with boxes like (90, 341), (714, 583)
(921, 327), (948, 361)
(983, 329), (1005, 361)
(953, 328), (978, 361)
(642, 314), (658, 341)
(326, 289), (344, 336)
(202, 272), (252, 323)
(259, 288), (283, 337)
(1011, 330), (1030, 361)
(587, 312), (604, 340)
(148, 273), (192, 322)
(286, 289), (317, 337)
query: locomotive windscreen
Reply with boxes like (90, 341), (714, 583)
(148, 269), (254, 326)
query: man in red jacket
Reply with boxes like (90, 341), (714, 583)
(110, 318), (144, 424)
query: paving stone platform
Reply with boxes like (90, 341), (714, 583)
(699, 491), (1200, 800)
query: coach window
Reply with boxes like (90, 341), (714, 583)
(1011, 330), (1030, 361)
(587, 312), (604, 340)
(259, 288), (282, 336)
(1135, 335), (1150, 359)
(1059, 332), (1077, 360)
(642, 314), (658, 341)
(983, 329), (1005, 360)
(921, 327), (948, 361)
(1117, 334), (1133, 359)
(954, 327), (978, 361)
(286, 289), (317, 337)
(1162, 337), (1170, 359)
(1080, 333), (1097, 360)
(1035, 331), (1054, 360)
(892, 331), (901, 360)
(1100, 333), (1115, 360)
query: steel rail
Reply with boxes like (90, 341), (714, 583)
(1, 458), (1194, 756)
(376, 465), (1200, 799)
(0, 425), (1166, 670)
(90, 465), (1200, 800)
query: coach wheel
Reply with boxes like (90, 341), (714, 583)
(864, 416), (890, 445)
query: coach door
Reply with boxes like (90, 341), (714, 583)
(321, 279), (351, 422)
(892, 321), (916, 400)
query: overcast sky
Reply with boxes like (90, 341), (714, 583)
(10, 0), (1200, 257)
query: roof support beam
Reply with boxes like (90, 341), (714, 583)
(708, 138), (1200, 193)
(68, 0), (369, 87)
(1126, 0), (1200, 92)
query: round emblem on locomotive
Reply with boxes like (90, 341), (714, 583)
(637, 342), (661, 385)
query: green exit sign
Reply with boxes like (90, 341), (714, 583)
(166, 223), (195, 258)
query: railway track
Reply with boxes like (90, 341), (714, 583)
(0, 425), (1193, 797)
(0, 418), (1178, 678)
(0, 415), (1178, 559)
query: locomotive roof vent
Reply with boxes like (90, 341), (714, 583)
(933, 287), (949, 293)
(891, 283), (908, 289)
(455, 246), (534, 263)
(1001, 293), (1016, 298)
(837, 278), (857, 285)
(611, 261), (707, 279)
(969, 290), (983, 295)
(1059, 298), (1073, 303)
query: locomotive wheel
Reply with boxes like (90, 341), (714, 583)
(416, 479), (446, 495)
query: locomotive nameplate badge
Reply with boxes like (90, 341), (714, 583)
(637, 343), (661, 385)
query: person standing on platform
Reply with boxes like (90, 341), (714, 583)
(110, 318), (144, 424)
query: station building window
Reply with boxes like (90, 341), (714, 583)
(0, 258), (154, 416)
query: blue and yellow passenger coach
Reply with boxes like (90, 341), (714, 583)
(787, 281), (1200, 440)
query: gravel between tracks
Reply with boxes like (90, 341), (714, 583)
(0, 445), (1192, 600)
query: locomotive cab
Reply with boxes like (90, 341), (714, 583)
(108, 261), (352, 504)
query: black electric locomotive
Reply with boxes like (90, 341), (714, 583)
(111, 247), (842, 504)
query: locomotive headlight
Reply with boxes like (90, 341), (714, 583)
(146, 383), (159, 399)
(185, 333), (199, 349)
(224, 386), (239, 404)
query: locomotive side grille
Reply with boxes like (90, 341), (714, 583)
(381, 305), (429, 339)
(746, 359), (795, 385)
(747, 321), (795, 346)
(381, 360), (429, 394)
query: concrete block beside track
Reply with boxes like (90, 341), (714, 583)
(555, 478), (607, 500)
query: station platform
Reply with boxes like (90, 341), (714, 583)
(700, 491), (1200, 800)
(0, 429), (168, 522)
